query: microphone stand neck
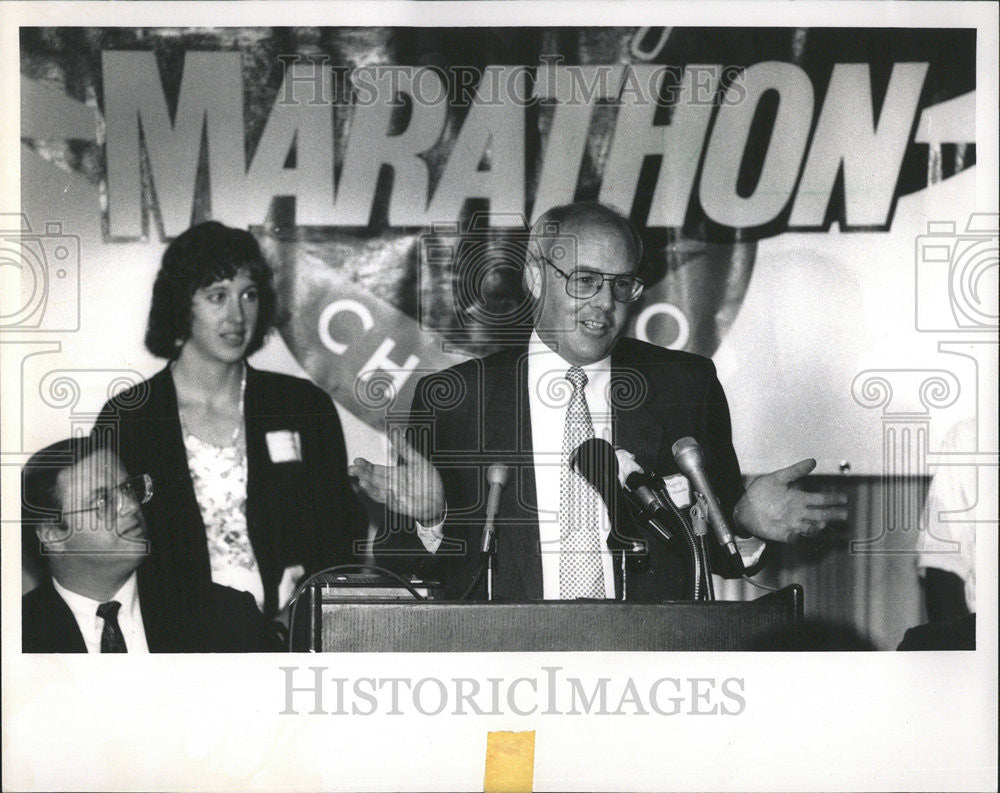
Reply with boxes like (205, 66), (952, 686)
(691, 495), (715, 601)
(463, 536), (497, 602)
(648, 472), (702, 602)
(477, 541), (497, 602)
(486, 546), (494, 601)
(690, 493), (709, 537)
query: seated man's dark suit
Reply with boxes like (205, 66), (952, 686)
(378, 337), (749, 601)
(22, 569), (284, 653)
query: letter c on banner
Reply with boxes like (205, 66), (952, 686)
(630, 27), (672, 62)
(634, 302), (690, 350)
(319, 299), (375, 354)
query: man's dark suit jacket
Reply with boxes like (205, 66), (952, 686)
(22, 572), (284, 652)
(378, 337), (750, 601)
(93, 365), (368, 617)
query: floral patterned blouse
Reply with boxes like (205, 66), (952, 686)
(183, 431), (265, 612)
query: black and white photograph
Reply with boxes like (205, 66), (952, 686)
(2, 1), (996, 790)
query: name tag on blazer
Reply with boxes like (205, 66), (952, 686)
(265, 430), (302, 463)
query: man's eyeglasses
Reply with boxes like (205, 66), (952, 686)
(61, 474), (154, 520)
(533, 253), (645, 303)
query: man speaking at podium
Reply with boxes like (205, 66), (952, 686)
(351, 202), (846, 601)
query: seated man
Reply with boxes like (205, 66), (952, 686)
(21, 436), (283, 653)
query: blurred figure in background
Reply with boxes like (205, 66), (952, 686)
(916, 418), (979, 621)
(899, 418), (985, 650)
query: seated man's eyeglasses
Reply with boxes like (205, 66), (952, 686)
(62, 474), (154, 521)
(532, 253), (645, 303)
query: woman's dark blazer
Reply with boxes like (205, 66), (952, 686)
(93, 364), (368, 616)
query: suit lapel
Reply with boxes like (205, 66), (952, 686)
(242, 365), (281, 615)
(152, 366), (190, 479)
(611, 346), (664, 472)
(154, 367), (214, 585)
(137, 567), (174, 652)
(610, 345), (668, 601)
(136, 565), (188, 653)
(242, 366), (265, 569)
(37, 581), (88, 652)
(482, 349), (542, 599)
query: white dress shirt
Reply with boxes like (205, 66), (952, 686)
(51, 571), (150, 653)
(527, 332), (617, 599)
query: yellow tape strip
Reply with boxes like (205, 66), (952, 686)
(484, 730), (535, 793)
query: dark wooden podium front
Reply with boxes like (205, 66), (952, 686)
(298, 586), (802, 652)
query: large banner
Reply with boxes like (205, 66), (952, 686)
(11, 25), (992, 473)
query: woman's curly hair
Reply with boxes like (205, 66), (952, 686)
(144, 221), (279, 359)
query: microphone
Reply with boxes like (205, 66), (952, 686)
(571, 438), (646, 557)
(614, 449), (675, 532)
(480, 464), (510, 553)
(570, 438), (622, 518)
(671, 437), (743, 567)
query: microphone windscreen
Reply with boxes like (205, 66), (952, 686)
(671, 436), (705, 478)
(487, 463), (510, 487)
(571, 438), (623, 520)
(570, 437), (620, 483)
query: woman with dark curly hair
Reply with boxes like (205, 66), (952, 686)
(94, 221), (367, 619)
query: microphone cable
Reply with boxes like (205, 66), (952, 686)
(650, 477), (787, 596)
(646, 471), (702, 602)
(741, 574), (782, 593)
(461, 557), (489, 602)
(286, 563), (429, 650)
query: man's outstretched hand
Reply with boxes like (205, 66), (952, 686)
(733, 459), (848, 544)
(348, 428), (446, 525)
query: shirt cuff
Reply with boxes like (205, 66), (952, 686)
(414, 506), (447, 553)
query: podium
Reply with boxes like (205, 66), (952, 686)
(296, 585), (803, 652)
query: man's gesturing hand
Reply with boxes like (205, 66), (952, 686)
(348, 428), (446, 524)
(733, 459), (848, 544)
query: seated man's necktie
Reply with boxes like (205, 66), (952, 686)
(97, 600), (128, 653)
